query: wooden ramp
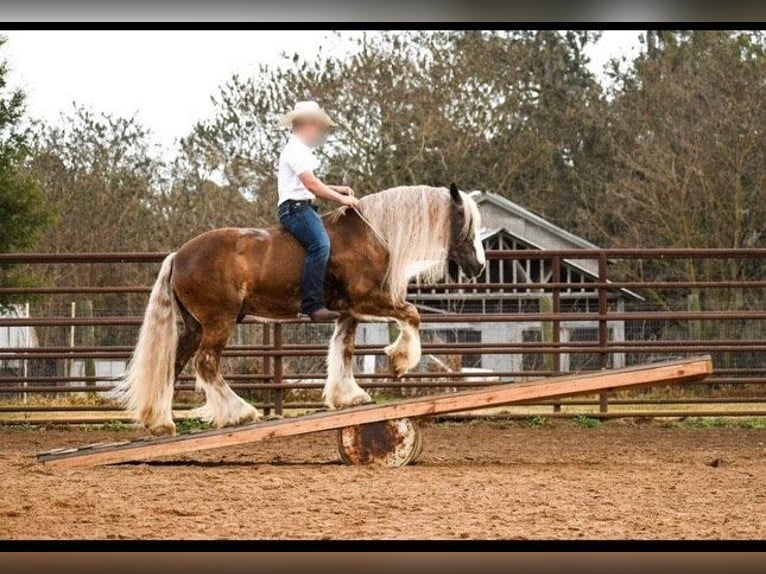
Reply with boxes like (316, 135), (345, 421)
(37, 356), (712, 469)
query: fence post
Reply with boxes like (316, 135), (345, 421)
(687, 290), (701, 341)
(22, 301), (30, 405)
(598, 253), (609, 413)
(81, 300), (95, 388)
(262, 323), (272, 417)
(273, 323), (284, 416)
(67, 301), (76, 379)
(552, 255), (562, 414)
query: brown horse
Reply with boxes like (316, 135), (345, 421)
(114, 184), (485, 436)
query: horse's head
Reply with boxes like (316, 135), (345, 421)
(447, 183), (486, 279)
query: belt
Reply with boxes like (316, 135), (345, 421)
(282, 199), (314, 207)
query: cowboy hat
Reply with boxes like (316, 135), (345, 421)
(278, 100), (337, 128)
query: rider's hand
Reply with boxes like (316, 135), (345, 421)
(336, 186), (354, 196)
(341, 195), (360, 208)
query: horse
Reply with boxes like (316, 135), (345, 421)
(113, 184), (486, 436)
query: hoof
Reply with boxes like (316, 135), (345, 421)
(325, 390), (374, 410)
(217, 406), (261, 428)
(348, 392), (374, 407)
(147, 422), (176, 437)
(236, 407), (262, 426)
(391, 354), (411, 378)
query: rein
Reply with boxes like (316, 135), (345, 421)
(351, 204), (389, 248)
(343, 187), (388, 247)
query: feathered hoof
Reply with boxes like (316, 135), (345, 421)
(233, 407), (261, 426)
(392, 363), (409, 379)
(216, 405), (261, 428)
(325, 390), (374, 410)
(147, 421), (176, 437)
(390, 354), (413, 379)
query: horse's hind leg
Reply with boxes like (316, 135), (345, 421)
(323, 316), (372, 409)
(189, 320), (260, 427)
(174, 297), (202, 379)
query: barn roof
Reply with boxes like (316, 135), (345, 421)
(470, 191), (601, 251)
(471, 192), (642, 301)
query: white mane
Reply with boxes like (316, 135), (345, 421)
(357, 185), (482, 302)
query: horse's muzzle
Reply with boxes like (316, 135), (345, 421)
(464, 262), (486, 279)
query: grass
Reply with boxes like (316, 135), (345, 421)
(573, 415), (602, 428)
(524, 415), (549, 428)
(175, 418), (214, 433)
(741, 418), (766, 429)
(81, 418), (213, 433)
(94, 420), (132, 432)
(0, 422), (36, 432)
(677, 416), (766, 430)
(3, 414), (766, 433)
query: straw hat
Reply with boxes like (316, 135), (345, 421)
(278, 100), (337, 129)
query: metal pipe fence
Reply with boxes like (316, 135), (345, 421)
(1, 249), (765, 423)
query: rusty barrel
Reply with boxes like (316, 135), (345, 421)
(337, 417), (423, 467)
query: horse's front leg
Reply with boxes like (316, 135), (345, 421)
(324, 315), (372, 409)
(383, 301), (422, 378)
(349, 296), (422, 379)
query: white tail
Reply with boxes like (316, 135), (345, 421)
(111, 253), (179, 435)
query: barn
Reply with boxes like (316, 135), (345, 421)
(0, 304), (38, 377)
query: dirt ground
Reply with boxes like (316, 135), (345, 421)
(1, 421), (765, 539)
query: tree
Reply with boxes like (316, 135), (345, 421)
(31, 105), (164, 254)
(582, 31), (766, 308)
(155, 144), (268, 247)
(27, 106), (166, 335)
(0, 36), (50, 255)
(180, 31), (606, 230)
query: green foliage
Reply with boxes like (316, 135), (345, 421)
(1, 422), (35, 431)
(741, 418), (766, 430)
(78, 420), (133, 432)
(524, 415), (548, 427)
(573, 415), (601, 428)
(182, 31), (606, 231)
(175, 418), (214, 433)
(0, 37), (52, 292)
(678, 417), (718, 429)
(7, 30), (766, 263)
(0, 168), (49, 253)
(31, 106), (164, 253)
(586, 31), (766, 302)
(5, 30), (766, 308)
(24, 106), (169, 341)
(677, 416), (766, 429)
(178, 30), (766, 281)
(99, 420), (131, 432)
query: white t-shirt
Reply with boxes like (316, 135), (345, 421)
(277, 134), (320, 205)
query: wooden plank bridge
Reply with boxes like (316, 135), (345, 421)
(38, 356), (713, 469)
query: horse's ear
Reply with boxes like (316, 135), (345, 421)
(449, 183), (462, 205)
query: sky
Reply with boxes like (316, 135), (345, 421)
(1, 30), (643, 155)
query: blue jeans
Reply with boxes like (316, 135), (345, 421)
(278, 200), (332, 315)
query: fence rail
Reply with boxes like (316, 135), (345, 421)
(1, 248), (766, 424)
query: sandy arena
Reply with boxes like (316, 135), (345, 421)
(1, 421), (765, 539)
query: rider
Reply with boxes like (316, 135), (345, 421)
(277, 100), (360, 322)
